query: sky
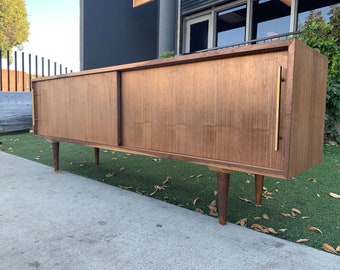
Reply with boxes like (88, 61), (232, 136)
(22, 0), (80, 72)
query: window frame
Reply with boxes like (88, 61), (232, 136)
(181, 0), (302, 53)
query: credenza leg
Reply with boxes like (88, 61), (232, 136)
(254, 174), (264, 206)
(94, 147), (99, 165)
(216, 171), (230, 225)
(52, 141), (60, 172)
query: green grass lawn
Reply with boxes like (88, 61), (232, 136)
(1, 131), (339, 255)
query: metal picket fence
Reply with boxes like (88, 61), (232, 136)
(0, 50), (73, 92)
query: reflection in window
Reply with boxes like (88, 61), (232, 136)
(297, 1), (340, 29)
(253, 0), (291, 39)
(217, 4), (247, 46)
(298, 7), (334, 28)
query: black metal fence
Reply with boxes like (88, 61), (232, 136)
(0, 50), (73, 92)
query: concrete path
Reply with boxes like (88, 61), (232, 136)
(0, 151), (339, 270)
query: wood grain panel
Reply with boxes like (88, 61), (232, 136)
(286, 41), (328, 178)
(33, 72), (119, 146)
(121, 51), (287, 170)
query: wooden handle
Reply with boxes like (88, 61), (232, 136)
(275, 66), (282, 151)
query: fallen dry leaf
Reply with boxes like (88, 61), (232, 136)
(260, 228), (270, 234)
(250, 224), (278, 234)
(263, 214), (269, 220)
(308, 226), (323, 234)
(195, 208), (204, 214)
(253, 216), (262, 220)
(208, 200), (217, 212)
(239, 197), (252, 203)
(281, 213), (296, 218)
(119, 185), (133, 190)
(329, 192), (340, 199)
(236, 218), (248, 226)
(209, 211), (218, 217)
(301, 216), (311, 220)
(278, 228), (288, 233)
(193, 197), (200, 206)
(105, 172), (115, 177)
(245, 180), (251, 184)
(251, 223), (264, 231)
(119, 167), (125, 171)
(150, 185), (167, 196)
(196, 174), (204, 178)
(262, 193), (273, 200)
(296, 238), (309, 243)
(322, 243), (337, 254)
(292, 208), (301, 215)
(308, 177), (317, 183)
(162, 176), (171, 185)
(267, 227), (278, 234)
(336, 246), (340, 252)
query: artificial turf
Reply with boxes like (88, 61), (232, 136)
(0, 131), (339, 254)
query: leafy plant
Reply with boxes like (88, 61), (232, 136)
(160, 51), (175, 59)
(0, 0), (30, 55)
(298, 17), (340, 143)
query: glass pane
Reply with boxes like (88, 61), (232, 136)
(298, 6), (336, 27)
(297, 0), (340, 27)
(217, 4), (247, 46)
(253, 0), (290, 39)
(190, 20), (209, 52)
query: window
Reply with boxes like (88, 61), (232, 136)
(253, 0), (291, 39)
(182, 0), (339, 53)
(184, 14), (213, 53)
(217, 4), (247, 46)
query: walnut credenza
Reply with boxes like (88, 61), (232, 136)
(32, 39), (328, 225)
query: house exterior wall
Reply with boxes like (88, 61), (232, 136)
(80, 0), (158, 70)
(80, 0), (339, 69)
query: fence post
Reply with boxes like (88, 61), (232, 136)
(14, 51), (18, 91)
(7, 51), (10, 91)
(0, 50), (2, 91)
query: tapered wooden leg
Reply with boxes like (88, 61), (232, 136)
(217, 172), (230, 225)
(94, 147), (99, 165)
(52, 142), (60, 172)
(254, 174), (264, 206)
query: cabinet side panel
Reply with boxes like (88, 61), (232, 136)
(33, 72), (119, 146)
(288, 41), (328, 177)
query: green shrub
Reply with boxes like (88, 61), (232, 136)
(298, 20), (340, 143)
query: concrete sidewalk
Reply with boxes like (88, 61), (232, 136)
(0, 151), (339, 270)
